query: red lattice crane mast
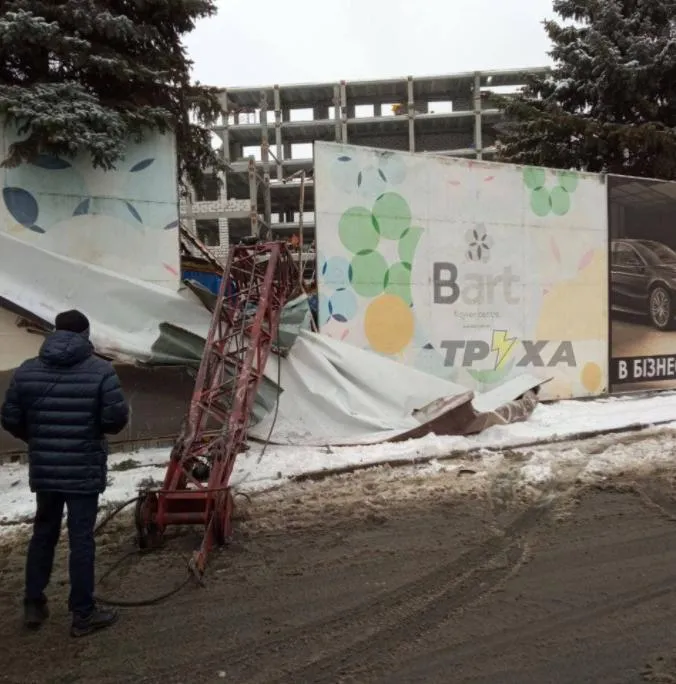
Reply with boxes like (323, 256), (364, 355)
(135, 241), (297, 577)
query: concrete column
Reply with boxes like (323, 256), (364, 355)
(273, 85), (283, 180)
(333, 84), (341, 141)
(259, 91), (272, 233)
(340, 81), (348, 143)
(374, 103), (382, 117)
(219, 89), (231, 164)
(473, 71), (483, 160)
(217, 132), (229, 256)
(216, 218), (229, 256)
(248, 157), (258, 237)
(407, 76), (415, 152)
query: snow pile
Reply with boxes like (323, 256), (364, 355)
(2, 391), (676, 530)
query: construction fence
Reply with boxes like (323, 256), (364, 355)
(314, 142), (676, 400)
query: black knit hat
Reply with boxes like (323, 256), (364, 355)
(54, 309), (90, 334)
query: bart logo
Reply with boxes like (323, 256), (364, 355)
(491, 330), (518, 369)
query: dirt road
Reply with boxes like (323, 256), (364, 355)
(1, 431), (676, 683)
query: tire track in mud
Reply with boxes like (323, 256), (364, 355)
(211, 497), (552, 678)
(634, 481), (676, 522)
(261, 475), (676, 683)
(270, 539), (533, 684)
(252, 497), (553, 684)
(387, 482), (676, 683)
(584, 479), (676, 525)
(231, 443), (603, 680)
(395, 572), (676, 682)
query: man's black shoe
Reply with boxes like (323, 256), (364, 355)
(70, 607), (118, 638)
(24, 599), (49, 630)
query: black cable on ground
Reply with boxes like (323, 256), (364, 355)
(95, 564), (193, 608)
(234, 491), (251, 504)
(92, 487), (256, 608)
(94, 496), (141, 535)
(91, 494), (195, 608)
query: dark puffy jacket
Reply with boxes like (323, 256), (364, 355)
(0, 330), (129, 493)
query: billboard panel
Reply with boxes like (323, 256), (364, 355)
(0, 124), (180, 289)
(609, 175), (676, 392)
(315, 142), (609, 400)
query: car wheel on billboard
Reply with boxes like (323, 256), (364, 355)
(649, 286), (674, 331)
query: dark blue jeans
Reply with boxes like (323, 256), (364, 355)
(24, 492), (99, 619)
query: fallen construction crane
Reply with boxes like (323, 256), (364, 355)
(134, 241), (297, 577)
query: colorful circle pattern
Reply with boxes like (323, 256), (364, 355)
(524, 167), (579, 217)
(321, 189), (421, 353)
(330, 152), (408, 195)
(321, 256), (352, 287)
(328, 288), (358, 323)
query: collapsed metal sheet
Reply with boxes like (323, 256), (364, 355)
(0, 231), (212, 363)
(401, 387), (541, 443)
(249, 330), (547, 447)
(465, 390), (540, 435)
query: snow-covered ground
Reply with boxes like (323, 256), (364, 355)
(2, 391), (676, 530)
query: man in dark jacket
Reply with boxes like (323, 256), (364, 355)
(0, 309), (129, 637)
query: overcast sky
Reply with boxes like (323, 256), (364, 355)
(185, 0), (555, 88)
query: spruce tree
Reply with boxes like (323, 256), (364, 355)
(0, 1), (224, 190)
(496, 0), (676, 180)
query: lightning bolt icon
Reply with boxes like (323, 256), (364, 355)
(491, 330), (517, 370)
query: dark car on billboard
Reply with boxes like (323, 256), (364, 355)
(611, 238), (676, 330)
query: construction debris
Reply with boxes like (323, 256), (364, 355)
(248, 330), (546, 447)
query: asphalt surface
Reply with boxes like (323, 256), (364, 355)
(1, 436), (676, 684)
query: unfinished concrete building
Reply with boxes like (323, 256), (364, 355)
(180, 66), (548, 258)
